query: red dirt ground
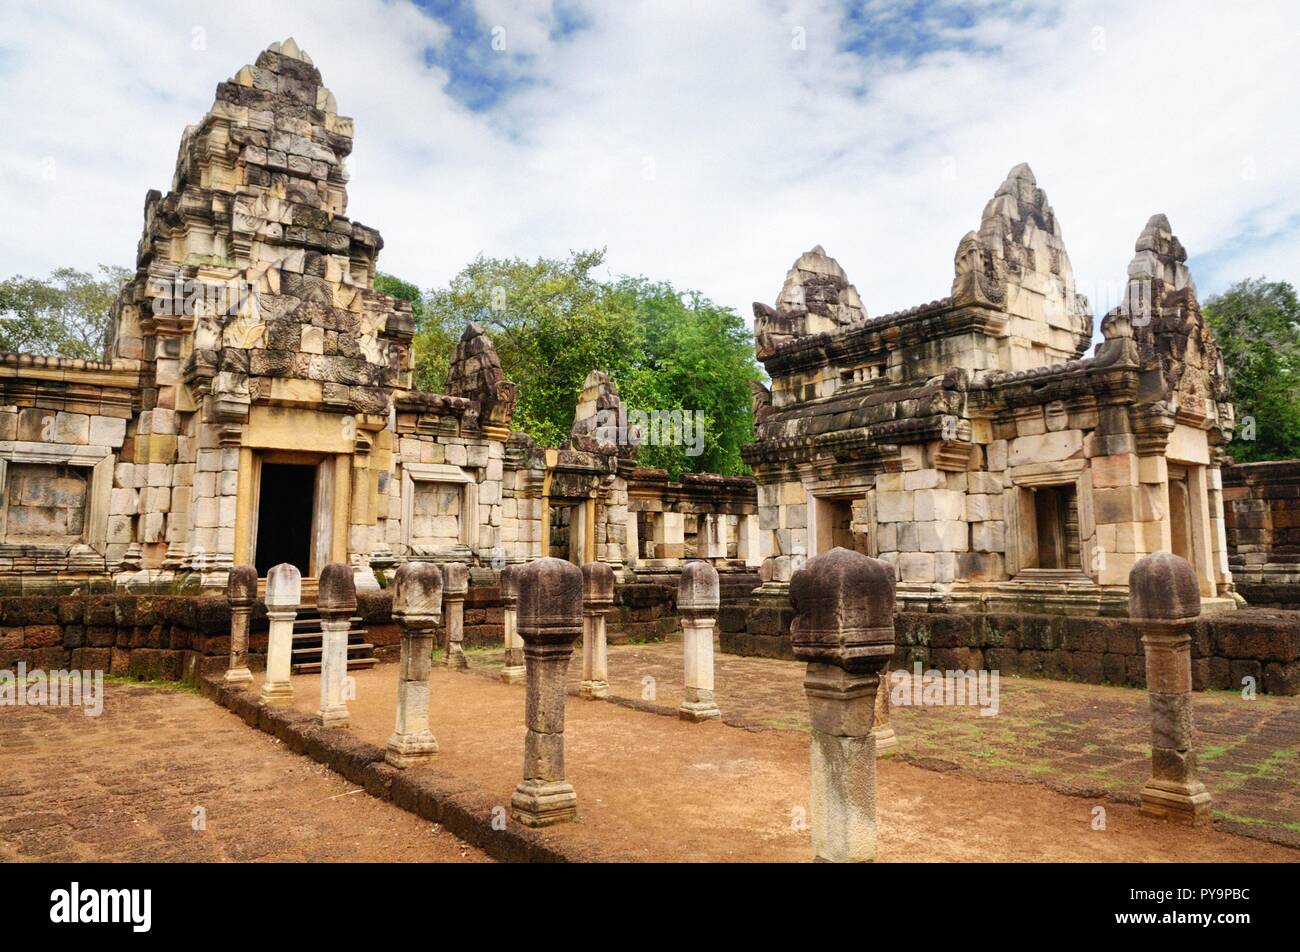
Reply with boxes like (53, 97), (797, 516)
(265, 663), (1298, 862)
(0, 682), (488, 863)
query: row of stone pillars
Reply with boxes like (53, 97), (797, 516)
(225, 548), (1211, 858)
(225, 559), (472, 727)
(502, 559), (726, 723)
(783, 546), (1214, 861)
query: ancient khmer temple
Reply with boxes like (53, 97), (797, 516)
(744, 164), (1238, 620)
(0, 40), (757, 602)
(0, 41), (1272, 634)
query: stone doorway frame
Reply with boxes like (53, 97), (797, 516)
(236, 448), (348, 577)
(809, 492), (859, 557)
(543, 498), (593, 566)
(1167, 461), (1215, 597)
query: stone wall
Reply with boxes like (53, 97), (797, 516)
(0, 593), (233, 680)
(721, 607), (1300, 695)
(1224, 460), (1300, 609)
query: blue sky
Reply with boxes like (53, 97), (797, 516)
(0, 0), (1296, 337)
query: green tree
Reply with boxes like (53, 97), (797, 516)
(409, 250), (762, 475)
(610, 277), (761, 475)
(0, 265), (129, 360)
(415, 249), (641, 450)
(1204, 277), (1300, 462)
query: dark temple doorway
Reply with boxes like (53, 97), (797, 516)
(255, 463), (316, 577)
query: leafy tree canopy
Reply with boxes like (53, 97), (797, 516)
(0, 265), (129, 360)
(403, 249), (762, 476)
(1204, 277), (1300, 463)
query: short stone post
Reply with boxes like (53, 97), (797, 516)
(223, 565), (257, 685)
(500, 565), (525, 684)
(580, 561), (614, 699)
(440, 562), (468, 670)
(315, 562), (356, 729)
(678, 561), (721, 721)
(1131, 552), (1211, 825)
(386, 562), (442, 767)
(790, 547), (896, 863)
(511, 557), (583, 827)
(259, 562), (301, 707)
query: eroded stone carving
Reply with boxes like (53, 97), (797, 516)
(753, 245), (866, 359)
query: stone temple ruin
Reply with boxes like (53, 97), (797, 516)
(0, 42), (1295, 698)
(745, 164), (1238, 625)
(0, 40), (758, 608)
(3, 39), (1300, 868)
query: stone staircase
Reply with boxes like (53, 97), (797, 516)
(289, 607), (378, 674)
(255, 576), (377, 673)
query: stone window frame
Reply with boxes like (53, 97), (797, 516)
(0, 441), (115, 555)
(400, 462), (478, 558)
(1005, 459), (1093, 581)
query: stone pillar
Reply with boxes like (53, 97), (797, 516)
(678, 560), (721, 721)
(440, 562), (468, 669)
(658, 510), (685, 561)
(1131, 552), (1212, 825)
(259, 562), (301, 707)
(511, 557), (583, 827)
(790, 546), (896, 863)
(386, 562), (442, 767)
(699, 514), (725, 559)
(223, 564), (257, 684)
(315, 562), (357, 729)
(500, 564), (526, 684)
(580, 561), (614, 699)
(873, 666), (898, 755)
(739, 513), (762, 568)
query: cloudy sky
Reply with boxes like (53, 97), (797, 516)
(1, 0), (1297, 328)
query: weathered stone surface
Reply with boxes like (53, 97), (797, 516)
(317, 561), (358, 615)
(516, 557), (583, 644)
(387, 561), (441, 766)
(678, 560), (720, 616)
(265, 562), (302, 608)
(581, 561), (615, 610)
(439, 561), (468, 598)
(226, 564), (258, 606)
(790, 547), (895, 671)
(393, 561), (442, 620)
(512, 557), (582, 826)
(1130, 552), (1201, 624)
(741, 163), (1234, 630)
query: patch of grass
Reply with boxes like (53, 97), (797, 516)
(1198, 743), (1229, 763)
(1213, 810), (1300, 833)
(103, 675), (198, 694)
(1256, 748), (1300, 777)
(761, 717), (807, 731)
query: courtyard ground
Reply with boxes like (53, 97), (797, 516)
(261, 655), (1297, 862)
(0, 680), (488, 863)
(461, 639), (1300, 849)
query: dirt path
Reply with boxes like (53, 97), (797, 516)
(271, 663), (1298, 862)
(466, 640), (1300, 848)
(0, 681), (489, 863)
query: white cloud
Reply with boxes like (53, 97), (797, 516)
(1, 0), (1297, 337)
